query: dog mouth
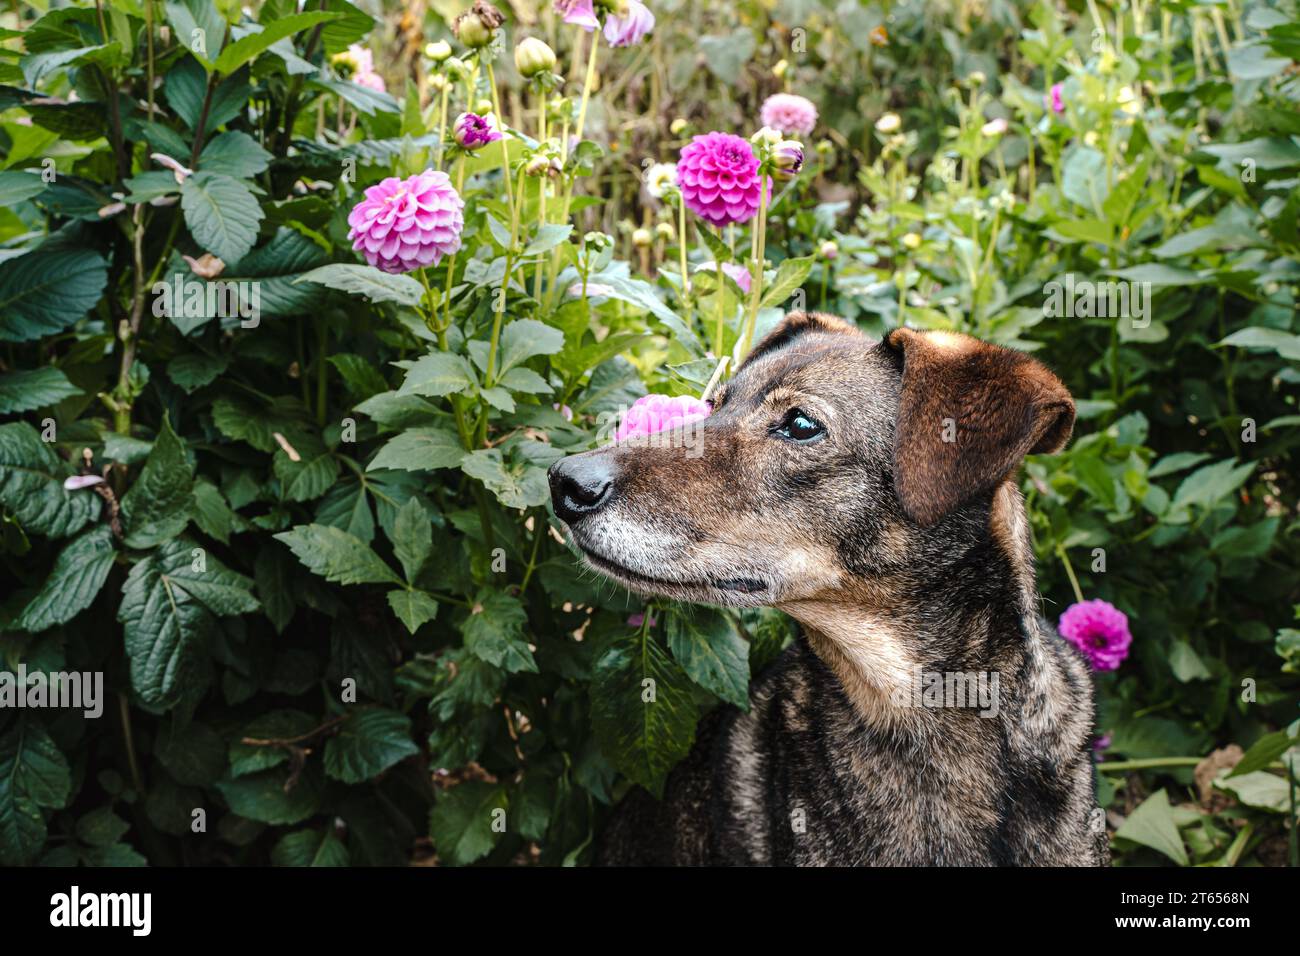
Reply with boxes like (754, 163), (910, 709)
(576, 543), (768, 596)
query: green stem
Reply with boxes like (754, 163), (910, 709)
(737, 183), (770, 361)
(573, 31), (599, 147)
(1095, 757), (1203, 773)
(1055, 544), (1085, 605)
(484, 61), (515, 221)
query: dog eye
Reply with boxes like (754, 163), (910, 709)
(774, 409), (825, 443)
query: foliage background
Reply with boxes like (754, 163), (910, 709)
(0, 0), (1297, 866)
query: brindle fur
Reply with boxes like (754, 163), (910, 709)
(548, 314), (1108, 866)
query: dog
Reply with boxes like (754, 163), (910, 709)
(548, 313), (1108, 866)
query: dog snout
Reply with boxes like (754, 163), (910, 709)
(549, 454), (616, 523)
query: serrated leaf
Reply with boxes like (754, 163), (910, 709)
(495, 319), (565, 377)
(197, 130), (272, 178)
(295, 263), (424, 306)
(0, 367), (83, 414)
(460, 590), (536, 673)
(273, 434), (339, 502)
(0, 720), (72, 865)
(0, 421), (100, 538)
(118, 537), (259, 706)
(274, 523), (401, 585)
(164, 0), (227, 67)
(12, 525), (115, 632)
(166, 352), (228, 392)
(271, 829), (350, 866)
(591, 635), (698, 797)
(181, 171), (264, 265)
(0, 248), (109, 343)
(367, 427), (465, 472)
(216, 766), (323, 825)
(121, 415), (194, 549)
(228, 710), (316, 777)
(666, 608), (750, 709)
(387, 589), (439, 633)
(460, 449), (549, 509)
(396, 352), (477, 398)
(429, 781), (508, 866)
(323, 708), (419, 783)
(390, 496), (431, 581)
(758, 255), (815, 310)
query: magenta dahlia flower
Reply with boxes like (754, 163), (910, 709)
(347, 171), (464, 274)
(555, 0), (599, 31)
(759, 93), (818, 137)
(453, 112), (501, 150)
(677, 132), (768, 226)
(604, 0), (654, 47)
(1058, 599), (1131, 671)
(615, 394), (711, 441)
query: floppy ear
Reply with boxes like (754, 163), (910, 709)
(738, 311), (860, 369)
(884, 328), (1075, 527)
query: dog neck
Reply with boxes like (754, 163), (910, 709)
(779, 482), (1045, 730)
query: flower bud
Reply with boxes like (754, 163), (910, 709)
(429, 73), (450, 93)
(750, 125), (782, 147)
(772, 59), (788, 79)
(901, 232), (921, 250)
(425, 40), (452, 62)
(967, 70), (986, 86)
(868, 24), (888, 46)
(980, 117), (1008, 137)
(771, 140), (804, 180)
(819, 239), (838, 260)
(475, 98), (493, 115)
(453, 112), (501, 151)
(632, 228), (653, 248)
(669, 117), (688, 136)
(525, 154), (559, 177)
(515, 37), (557, 78)
(655, 222), (675, 241)
(815, 139), (833, 157)
(454, 0), (504, 48)
(875, 112), (901, 133)
(444, 56), (468, 79)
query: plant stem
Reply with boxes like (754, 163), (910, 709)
(1055, 544), (1085, 604)
(1095, 757), (1203, 773)
(484, 60), (515, 221)
(573, 31), (599, 147)
(737, 184), (770, 361)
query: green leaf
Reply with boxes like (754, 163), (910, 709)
(273, 434), (339, 503)
(0, 421), (100, 539)
(118, 537), (259, 706)
(460, 449), (549, 510)
(396, 352), (477, 398)
(228, 710), (316, 777)
(1218, 326), (1300, 362)
(75, 807), (131, 848)
(216, 766), (323, 825)
(0, 170), (47, 205)
(296, 263), (424, 306)
(367, 427), (466, 473)
(1214, 771), (1291, 813)
(12, 525), (115, 632)
(197, 131), (272, 178)
(328, 353), (388, 399)
(1115, 789), (1188, 866)
(391, 496), (431, 581)
(271, 829), (351, 866)
(0, 367), (83, 413)
(181, 171), (264, 265)
(591, 635), (698, 797)
(428, 781), (508, 866)
(1171, 459), (1255, 512)
(323, 708), (419, 783)
(758, 255), (815, 310)
(211, 11), (342, 74)
(461, 590), (536, 673)
(666, 608), (750, 709)
(523, 223), (573, 255)
(387, 589), (439, 634)
(0, 248), (108, 343)
(274, 523), (402, 585)
(121, 415), (194, 549)
(164, 0), (227, 67)
(495, 319), (566, 377)
(167, 352), (228, 392)
(498, 367), (553, 395)
(0, 721), (72, 865)
(155, 721), (227, 786)
(1229, 729), (1299, 778)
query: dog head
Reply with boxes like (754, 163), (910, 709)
(548, 313), (1074, 611)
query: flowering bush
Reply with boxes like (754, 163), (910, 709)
(0, 0), (1295, 870)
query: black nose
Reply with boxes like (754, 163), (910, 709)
(549, 454), (615, 523)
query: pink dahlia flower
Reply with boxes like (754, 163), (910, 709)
(759, 93), (818, 137)
(677, 132), (768, 226)
(347, 170), (464, 274)
(1058, 599), (1131, 672)
(700, 260), (752, 295)
(604, 0), (654, 47)
(615, 394), (711, 441)
(555, 0), (599, 31)
(1048, 82), (1065, 114)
